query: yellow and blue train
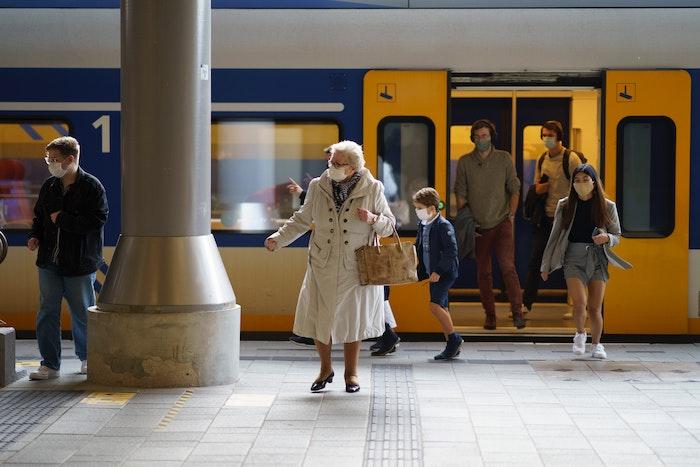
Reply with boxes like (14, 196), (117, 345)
(0, 1), (699, 338)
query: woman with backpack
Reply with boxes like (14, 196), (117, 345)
(540, 164), (631, 359)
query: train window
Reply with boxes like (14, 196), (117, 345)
(616, 116), (675, 237)
(522, 125), (546, 194)
(378, 118), (435, 234)
(449, 125), (474, 214)
(211, 120), (339, 232)
(0, 121), (70, 230)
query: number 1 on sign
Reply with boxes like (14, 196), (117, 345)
(92, 115), (110, 153)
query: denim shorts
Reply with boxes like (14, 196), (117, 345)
(430, 271), (457, 308)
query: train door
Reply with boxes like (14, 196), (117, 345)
(514, 97), (570, 301)
(603, 70), (691, 335)
(447, 86), (601, 334)
(448, 96), (512, 296)
(363, 70), (448, 333)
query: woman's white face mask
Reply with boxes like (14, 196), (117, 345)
(328, 165), (348, 182)
(573, 179), (595, 197)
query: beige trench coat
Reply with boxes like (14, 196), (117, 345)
(268, 168), (396, 344)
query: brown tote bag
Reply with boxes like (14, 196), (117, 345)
(355, 227), (418, 286)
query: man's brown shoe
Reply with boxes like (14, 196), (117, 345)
(483, 313), (497, 330)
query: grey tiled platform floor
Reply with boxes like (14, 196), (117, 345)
(3, 339), (700, 466)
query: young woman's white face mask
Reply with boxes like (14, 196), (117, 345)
(573, 174), (595, 198)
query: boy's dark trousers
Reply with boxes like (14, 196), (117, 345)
(522, 215), (554, 309)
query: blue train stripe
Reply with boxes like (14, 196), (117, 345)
(689, 69), (700, 249)
(0, 102), (345, 113)
(3, 0), (700, 7)
(19, 123), (42, 141)
(51, 123), (68, 136)
(0, 0), (405, 8)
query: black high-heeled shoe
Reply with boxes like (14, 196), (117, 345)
(311, 370), (334, 392)
(345, 377), (360, 393)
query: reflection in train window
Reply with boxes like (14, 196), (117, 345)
(522, 125), (546, 195)
(616, 116), (676, 237)
(0, 121), (70, 230)
(377, 118), (435, 233)
(449, 125), (474, 215)
(211, 120), (339, 232)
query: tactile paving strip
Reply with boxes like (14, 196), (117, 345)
(365, 364), (422, 467)
(0, 390), (84, 450)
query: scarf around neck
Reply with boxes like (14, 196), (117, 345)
(331, 171), (362, 212)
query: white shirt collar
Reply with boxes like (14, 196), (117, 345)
(421, 214), (439, 226)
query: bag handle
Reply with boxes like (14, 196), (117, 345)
(367, 220), (400, 249)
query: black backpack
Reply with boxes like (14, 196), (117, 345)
(522, 184), (546, 225)
(524, 149), (587, 225)
(536, 149), (587, 180)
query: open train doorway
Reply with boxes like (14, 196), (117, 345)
(446, 74), (602, 335)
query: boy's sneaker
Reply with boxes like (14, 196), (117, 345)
(29, 365), (59, 381)
(79, 360), (87, 375)
(434, 333), (463, 360)
(591, 344), (607, 359)
(371, 337), (400, 357)
(572, 332), (587, 355)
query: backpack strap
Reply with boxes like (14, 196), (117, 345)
(537, 153), (546, 178)
(563, 148), (572, 180)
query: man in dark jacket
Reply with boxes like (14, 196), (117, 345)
(27, 136), (108, 380)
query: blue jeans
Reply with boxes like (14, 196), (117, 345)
(36, 264), (95, 370)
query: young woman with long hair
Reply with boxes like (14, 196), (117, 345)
(540, 164), (631, 359)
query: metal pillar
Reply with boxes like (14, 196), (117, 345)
(88, 0), (240, 387)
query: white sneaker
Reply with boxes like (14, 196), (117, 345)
(29, 365), (59, 381)
(79, 360), (87, 375)
(572, 332), (587, 355)
(591, 344), (607, 359)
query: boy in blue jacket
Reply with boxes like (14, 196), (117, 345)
(413, 188), (463, 360)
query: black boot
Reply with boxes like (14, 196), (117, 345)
(371, 323), (400, 356)
(434, 333), (463, 360)
(512, 309), (526, 329)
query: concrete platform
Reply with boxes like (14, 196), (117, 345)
(2, 339), (700, 466)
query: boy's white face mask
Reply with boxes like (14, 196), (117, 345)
(415, 208), (433, 222)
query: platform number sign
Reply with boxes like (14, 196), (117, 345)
(92, 115), (111, 153)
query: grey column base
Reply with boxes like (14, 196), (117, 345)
(87, 305), (240, 388)
(1, 327), (16, 387)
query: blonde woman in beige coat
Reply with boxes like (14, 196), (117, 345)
(265, 141), (395, 393)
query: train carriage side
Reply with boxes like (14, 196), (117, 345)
(0, 67), (369, 334)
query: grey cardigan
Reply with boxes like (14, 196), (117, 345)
(540, 197), (632, 274)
